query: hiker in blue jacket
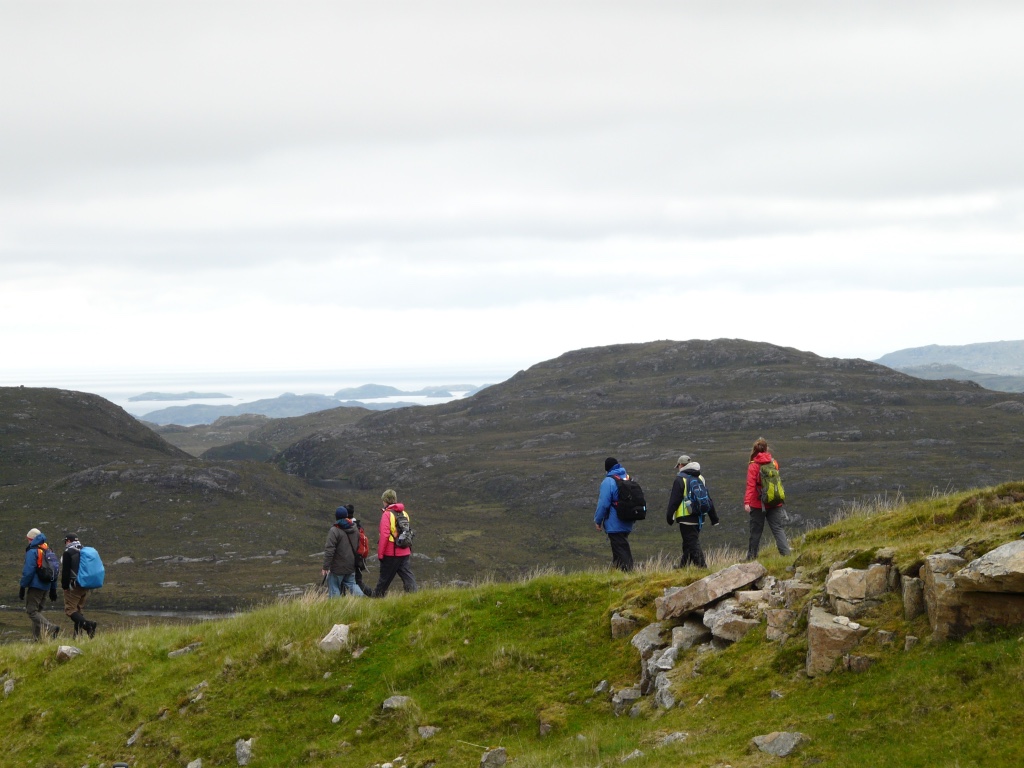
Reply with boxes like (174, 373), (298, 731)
(19, 528), (60, 641)
(594, 457), (635, 572)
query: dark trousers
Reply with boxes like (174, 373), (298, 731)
(746, 506), (792, 560)
(374, 555), (417, 596)
(678, 523), (707, 568)
(25, 588), (55, 641)
(608, 532), (634, 572)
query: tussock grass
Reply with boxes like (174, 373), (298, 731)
(2, 485), (1024, 766)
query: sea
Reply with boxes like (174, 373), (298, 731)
(0, 367), (519, 420)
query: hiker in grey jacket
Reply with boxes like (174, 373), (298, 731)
(665, 455), (719, 568)
(321, 504), (366, 597)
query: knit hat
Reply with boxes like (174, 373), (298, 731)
(335, 504), (355, 520)
(676, 455), (691, 467)
(604, 457), (618, 472)
(26, 528), (41, 540)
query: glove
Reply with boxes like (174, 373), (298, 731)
(19, 587), (25, 601)
(49, 587), (57, 602)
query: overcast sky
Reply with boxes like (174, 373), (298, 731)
(2, 1), (1022, 382)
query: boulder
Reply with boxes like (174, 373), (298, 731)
(612, 686), (642, 716)
(826, 564), (889, 602)
(610, 612), (639, 639)
(806, 607), (869, 677)
(481, 747), (507, 767)
(235, 738), (253, 766)
(630, 623), (667, 660)
(56, 645), (83, 662)
(671, 618), (712, 650)
(778, 579), (814, 608)
(901, 576), (925, 620)
(703, 606), (760, 643)
(765, 609), (798, 642)
(318, 624), (350, 652)
(750, 731), (809, 757)
(843, 654), (875, 673)
(419, 726), (440, 739)
(382, 695), (414, 711)
(954, 540), (1024, 593)
(921, 554), (967, 641)
(656, 562), (767, 620)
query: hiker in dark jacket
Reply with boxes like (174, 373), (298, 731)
(373, 488), (417, 596)
(19, 528), (60, 641)
(594, 457), (635, 572)
(61, 534), (98, 638)
(665, 455), (719, 568)
(744, 437), (792, 560)
(321, 504), (366, 597)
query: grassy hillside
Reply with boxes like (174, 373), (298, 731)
(1, 485), (1022, 767)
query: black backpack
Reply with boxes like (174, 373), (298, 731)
(391, 509), (414, 549)
(612, 476), (647, 522)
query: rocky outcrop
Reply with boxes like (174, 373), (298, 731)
(826, 563), (890, 618)
(921, 544), (1024, 640)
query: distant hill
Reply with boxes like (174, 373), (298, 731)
(0, 386), (190, 484)
(140, 392), (414, 426)
(892, 363), (1024, 393)
(875, 340), (1024, 376)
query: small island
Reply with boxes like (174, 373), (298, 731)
(129, 391), (232, 401)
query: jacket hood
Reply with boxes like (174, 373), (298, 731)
(606, 464), (627, 479)
(385, 503), (405, 513)
(336, 518), (355, 530)
(753, 452), (774, 465)
(26, 533), (47, 550)
(680, 462), (701, 474)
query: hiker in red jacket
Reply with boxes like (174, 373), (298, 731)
(372, 489), (417, 596)
(744, 437), (792, 560)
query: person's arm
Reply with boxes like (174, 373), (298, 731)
(666, 476), (685, 525)
(322, 528), (338, 575)
(61, 551), (72, 590)
(20, 550), (35, 589)
(594, 478), (613, 530)
(744, 461), (759, 512)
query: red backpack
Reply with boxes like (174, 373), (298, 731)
(356, 525), (370, 559)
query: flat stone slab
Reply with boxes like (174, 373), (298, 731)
(656, 562), (767, 620)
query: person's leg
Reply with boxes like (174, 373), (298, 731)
(374, 556), (400, 597)
(746, 508), (766, 560)
(396, 557), (417, 592)
(341, 573), (365, 597)
(26, 589), (54, 641)
(680, 524), (706, 568)
(765, 508), (792, 556)
(609, 533), (633, 572)
(327, 573), (344, 598)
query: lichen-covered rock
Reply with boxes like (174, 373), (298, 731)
(630, 623), (667, 660)
(766, 609), (797, 642)
(610, 612), (639, 639)
(901, 576), (925, 620)
(318, 624), (350, 652)
(671, 618), (712, 650)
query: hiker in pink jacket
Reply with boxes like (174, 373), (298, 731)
(372, 488), (417, 596)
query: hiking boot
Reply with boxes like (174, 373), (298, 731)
(47, 625), (61, 640)
(85, 621), (97, 639)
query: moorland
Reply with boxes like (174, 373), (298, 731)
(3, 338), (1024, 624)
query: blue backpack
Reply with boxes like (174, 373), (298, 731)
(76, 547), (106, 590)
(687, 475), (714, 527)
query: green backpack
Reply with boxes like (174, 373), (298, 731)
(757, 462), (786, 509)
